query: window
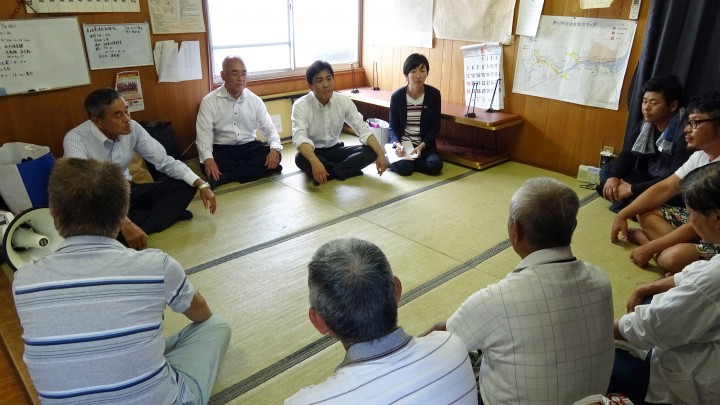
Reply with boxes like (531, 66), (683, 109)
(206, 0), (359, 80)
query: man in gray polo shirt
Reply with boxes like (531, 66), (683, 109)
(13, 158), (231, 405)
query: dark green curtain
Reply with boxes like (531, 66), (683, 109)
(626, 0), (720, 133)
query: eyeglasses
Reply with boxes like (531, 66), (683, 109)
(685, 118), (720, 129)
(227, 71), (247, 79)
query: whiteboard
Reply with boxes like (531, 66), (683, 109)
(83, 23), (154, 70)
(0, 17), (90, 96)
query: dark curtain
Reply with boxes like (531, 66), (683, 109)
(626, 0), (720, 134)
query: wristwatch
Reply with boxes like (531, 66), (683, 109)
(198, 182), (210, 190)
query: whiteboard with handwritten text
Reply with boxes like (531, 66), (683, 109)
(83, 23), (153, 70)
(26, 0), (140, 14)
(0, 17), (90, 96)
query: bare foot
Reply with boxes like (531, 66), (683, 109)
(626, 228), (650, 245)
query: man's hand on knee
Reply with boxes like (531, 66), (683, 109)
(121, 218), (148, 250)
(311, 161), (329, 184)
(203, 158), (222, 181)
(266, 149), (281, 169)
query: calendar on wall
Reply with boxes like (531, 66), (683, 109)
(26, 0), (140, 13)
(461, 43), (504, 111)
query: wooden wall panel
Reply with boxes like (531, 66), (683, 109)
(0, 2), (212, 158)
(361, 0), (649, 175)
(0, 3), (364, 159)
(0, 0), (646, 175)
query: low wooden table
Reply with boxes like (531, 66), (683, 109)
(339, 87), (524, 170)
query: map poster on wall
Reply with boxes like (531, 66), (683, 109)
(512, 16), (637, 110)
(461, 43), (504, 111)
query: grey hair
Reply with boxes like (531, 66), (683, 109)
(222, 55), (245, 72)
(308, 238), (397, 343)
(50, 158), (129, 238)
(509, 177), (579, 249)
(84, 88), (123, 119)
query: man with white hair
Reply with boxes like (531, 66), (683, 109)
(196, 56), (283, 188)
(426, 178), (615, 404)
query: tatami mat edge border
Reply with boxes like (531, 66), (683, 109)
(208, 193), (600, 403)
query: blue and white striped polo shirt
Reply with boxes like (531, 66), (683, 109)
(13, 235), (196, 404)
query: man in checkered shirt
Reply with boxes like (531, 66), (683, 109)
(426, 177), (615, 404)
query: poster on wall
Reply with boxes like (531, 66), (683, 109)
(512, 16), (636, 110)
(148, 0), (206, 34)
(461, 43), (504, 111)
(365, 0), (433, 48)
(434, 0), (515, 44)
(115, 71), (144, 112)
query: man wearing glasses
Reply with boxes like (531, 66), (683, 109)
(196, 56), (283, 188)
(611, 91), (720, 274)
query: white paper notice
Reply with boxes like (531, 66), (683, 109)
(580, 0), (614, 9)
(154, 40), (179, 82)
(148, 0), (206, 34)
(434, 0), (516, 43)
(365, 0), (433, 48)
(177, 41), (202, 81)
(154, 40), (202, 82)
(516, 0), (545, 37)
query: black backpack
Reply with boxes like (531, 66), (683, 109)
(140, 121), (180, 181)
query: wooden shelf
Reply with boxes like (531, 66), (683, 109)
(338, 87), (523, 170)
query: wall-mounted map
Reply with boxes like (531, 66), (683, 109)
(513, 16), (637, 110)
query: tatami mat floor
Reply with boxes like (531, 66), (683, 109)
(0, 134), (662, 404)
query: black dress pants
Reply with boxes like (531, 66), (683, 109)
(129, 179), (196, 234)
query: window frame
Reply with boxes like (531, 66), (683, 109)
(205, 0), (362, 85)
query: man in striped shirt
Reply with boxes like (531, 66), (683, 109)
(13, 158), (231, 404)
(286, 238), (478, 404)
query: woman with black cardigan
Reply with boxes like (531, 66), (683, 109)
(387, 53), (443, 176)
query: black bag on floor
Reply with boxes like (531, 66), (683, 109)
(140, 121), (180, 180)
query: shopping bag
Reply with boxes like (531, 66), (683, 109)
(0, 143), (54, 215)
(366, 118), (390, 146)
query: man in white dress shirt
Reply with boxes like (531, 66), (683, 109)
(426, 178), (615, 404)
(609, 161), (720, 405)
(292, 60), (388, 185)
(64, 88), (216, 250)
(196, 56), (283, 188)
(286, 238), (478, 405)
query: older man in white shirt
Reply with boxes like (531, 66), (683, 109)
(196, 56), (283, 188)
(426, 178), (615, 404)
(292, 60), (388, 185)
